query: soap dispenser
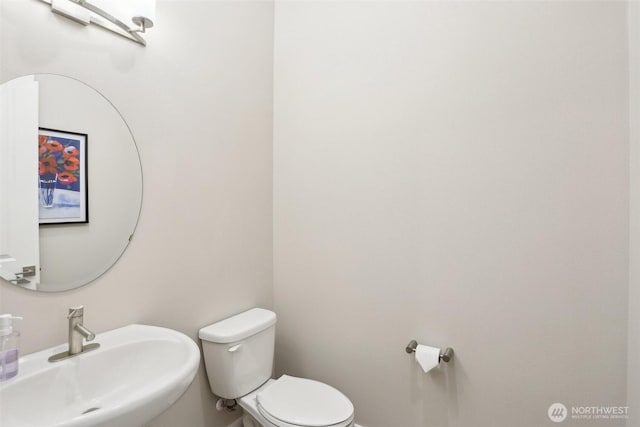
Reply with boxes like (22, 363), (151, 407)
(0, 314), (23, 381)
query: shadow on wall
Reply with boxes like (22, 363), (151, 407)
(409, 355), (462, 424)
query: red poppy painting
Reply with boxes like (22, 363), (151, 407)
(38, 128), (88, 224)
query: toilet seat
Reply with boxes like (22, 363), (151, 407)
(256, 375), (354, 427)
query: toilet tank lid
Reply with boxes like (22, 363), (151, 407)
(199, 308), (277, 343)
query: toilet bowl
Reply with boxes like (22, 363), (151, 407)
(199, 308), (355, 427)
(238, 377), (354, 427)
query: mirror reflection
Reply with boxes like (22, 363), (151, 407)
(0, 74), (142, 292)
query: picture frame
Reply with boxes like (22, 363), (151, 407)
(38, 127), (88, 225)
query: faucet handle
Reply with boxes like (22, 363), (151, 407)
(67, 305), (84, 319)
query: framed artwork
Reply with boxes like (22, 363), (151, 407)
(38, 128), (88, 224)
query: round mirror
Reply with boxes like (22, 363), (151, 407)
(0, 74), (142, 292)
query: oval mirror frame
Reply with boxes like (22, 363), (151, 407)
(0, 74), (143, 292)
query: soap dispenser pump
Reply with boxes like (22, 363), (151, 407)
(0, 314), (23, 381)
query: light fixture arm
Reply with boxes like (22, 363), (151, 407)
(46, 0), (154, 46)
(130, 17), (153, 35)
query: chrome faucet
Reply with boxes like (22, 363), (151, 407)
(67, 306), (95, 355)
(48, 305), (100, 362)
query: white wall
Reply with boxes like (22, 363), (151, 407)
(273, 2), (629, 427)
(0, 1), (273, 426)
(628, 1), (640, 424)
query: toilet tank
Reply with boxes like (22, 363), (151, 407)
(199, 308), (277, 399)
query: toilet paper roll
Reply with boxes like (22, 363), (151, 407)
(415, 344), (440, 373)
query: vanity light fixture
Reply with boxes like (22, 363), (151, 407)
(45, 0), (156, 46)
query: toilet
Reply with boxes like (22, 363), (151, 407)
(199, 308), (355, 427)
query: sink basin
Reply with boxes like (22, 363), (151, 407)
(0, 324), (200, 427)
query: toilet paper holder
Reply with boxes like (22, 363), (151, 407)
(405, 340), (454, 363)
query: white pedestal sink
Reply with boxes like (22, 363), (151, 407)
(0, 324), (200, 427)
